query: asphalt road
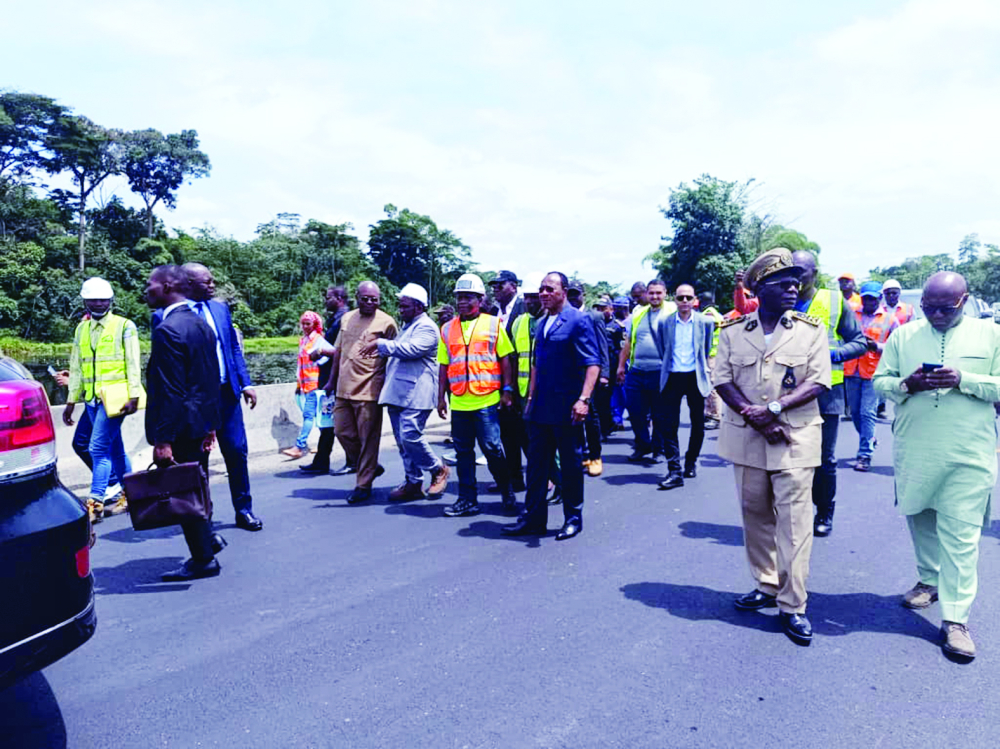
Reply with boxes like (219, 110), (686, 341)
(3, 414), (998, 748)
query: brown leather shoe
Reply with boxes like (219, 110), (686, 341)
(428, 464), (450, 496)
(941, 621), (975, 660)
(282, 446), (307, 459)
(389, 481), (425, 502)
(902, 582), (938, 609)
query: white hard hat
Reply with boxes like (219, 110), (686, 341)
(80, 277), (114, 300)
(453, 273), (486, 295)
(521, 272), (546, 294)
(881, 279), (901, 291)
(397, 283), (428, 307)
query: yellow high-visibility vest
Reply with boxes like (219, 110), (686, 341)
(75, 314), (129, 402)
(806, 289), (845, 386)
(511, 312), (535, 398)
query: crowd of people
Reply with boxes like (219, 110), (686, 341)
(59, 251), (999, 661)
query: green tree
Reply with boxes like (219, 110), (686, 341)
(367, 204), (473, 306)
(43, 115), (124, 270)
(958, 233), (981, 266)
(122, 128), (210, 237)
(0, 92), (65, 179)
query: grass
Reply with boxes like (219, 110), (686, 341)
(0, 334), (299, 361)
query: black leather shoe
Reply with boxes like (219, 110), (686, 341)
(555, 518), (582, 541)
(210, 533), (228, 555)
(779, 612), (813, 645)
(814, 517), (833, 537)
(235, 510), (263, 531)
(299, 463), (330, 474)
(374, 464), (386, 478)
(162, 557), (220, 582)
(683, 465), (697, 479)
(658, 473), (684, 490)
(331, 464), (357, 476)
(501, 492), (518, 516)
(501, 518), (546, 536)
(734, 589), (778, 611)
(347, 487), (372, 504)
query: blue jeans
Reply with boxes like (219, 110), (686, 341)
(72, 406), (124, 486)
(296, 390), (319, 449)
(84, 402), (132, 501)
(388, 406), (442, 483)
(624, 368), (666, 454)
(451, 405), (510, 503)
(610, 383), (626, 424)
(845, 376), (877, 460)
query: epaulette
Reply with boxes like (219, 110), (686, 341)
(791, 311), (822, 327)
(719, 315), (745, 329)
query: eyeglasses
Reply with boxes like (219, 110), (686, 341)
(675, 295), (695, 302)
(358, 295), (379, 303)
(920, 299), (964, 315)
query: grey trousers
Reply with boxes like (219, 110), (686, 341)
(387, 405), (442, 484)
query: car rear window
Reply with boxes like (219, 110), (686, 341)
(0, 358), (32, 382)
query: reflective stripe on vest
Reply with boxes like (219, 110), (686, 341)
(512, 313), (533, 398)
(806, 289), (844, 386)
(444, 314), (502, 396)
(76, 314), (128, 402)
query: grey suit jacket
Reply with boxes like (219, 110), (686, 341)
(658, 311), (715, 397)
(376, 312), (439, 410)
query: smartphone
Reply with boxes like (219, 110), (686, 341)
(922, 362), (942, 372)
(46, 365), (59, 377)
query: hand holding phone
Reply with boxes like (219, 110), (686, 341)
(922, 362), (942, 373)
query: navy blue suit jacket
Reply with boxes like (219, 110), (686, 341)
(528, 305), (600, 425)
(151, 299), (253, 400)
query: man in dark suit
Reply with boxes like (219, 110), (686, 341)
(144, 265), (225, 581)
(502, 271), (600, 541)
(490, 270), (528, 492)
(182, 263), (263, 531)
(151, 264), (263, 532)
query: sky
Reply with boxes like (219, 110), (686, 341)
(4, 0), (1000, 291)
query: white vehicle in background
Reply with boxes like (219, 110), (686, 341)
(898, 290), (993, 321)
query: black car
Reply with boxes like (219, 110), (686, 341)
(0, 356), (95, 691)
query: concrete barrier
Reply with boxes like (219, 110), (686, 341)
(51, 383), (451, 491)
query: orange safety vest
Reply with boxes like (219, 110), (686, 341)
(444, 314), (502, 396)
(844, 309), (893, 380)
(845, 293), (862, 314)
(889, 302), (915, 327)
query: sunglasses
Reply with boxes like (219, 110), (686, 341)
(358, 295), (379, 303)
(920, 298), (964, 315)
(675, 295), (695, 302)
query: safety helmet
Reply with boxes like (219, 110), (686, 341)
(453, 273), (486, 295)
(80, 277), (114, 300)
(520, 272), (546, 295)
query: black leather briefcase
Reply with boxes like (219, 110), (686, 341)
(122, 462), (212, 531)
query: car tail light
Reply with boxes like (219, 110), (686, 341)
(76, 545), (91, 578)
(0, 381), (57, 478)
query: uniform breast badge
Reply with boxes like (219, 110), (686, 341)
(782, 368), (797, 389)
(745, 319), (758, 332)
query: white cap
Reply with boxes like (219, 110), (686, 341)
(80, 277), (114, 299)
(397, 283), (428, 307)
(881, 279), (901, 291)
(453, 273), (486, 295)
(521, 272), (546, 294)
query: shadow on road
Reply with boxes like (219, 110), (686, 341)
(602, 471), (663, 487)
(621, 582), (941, 641)
(99, 523), (184, 544)
(0, 671), (67, 749)
(678, 521), (744, 546)
(458, 520), (551, 547)
(93, 557), (192, 594)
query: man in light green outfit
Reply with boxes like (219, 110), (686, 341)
(873, 271), (1000, 662)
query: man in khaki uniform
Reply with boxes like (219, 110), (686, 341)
(713, 247), (831, 646)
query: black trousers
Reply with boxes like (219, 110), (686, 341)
(173, 439), (215, 562)
(593, 381), (613, 440)
(313, 426), (336, 469)
(662, 371), (706, 473)
(812, 414), (839, 511)
(524, 422), (584, 527)
(497, 402), (526, 485)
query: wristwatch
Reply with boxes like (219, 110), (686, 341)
(577, 397), (591, 405)
(899, 380), (910, 394)
(767, 400), (783, 415)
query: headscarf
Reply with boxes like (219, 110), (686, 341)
(300, 310), (323, 335)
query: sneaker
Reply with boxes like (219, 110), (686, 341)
(443, 499), (481, 517)
(902, 582), (938, 609)
(854, 457), (871, 472)
(582, 459), (592, 468)
(87, 499), (104, 524)
(103, 494), (129, 517)
(941, 621), (975, 659)
(587, 458), (603, 477)
(428, 464), (451, 496)
(104, 483), (123, 501)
